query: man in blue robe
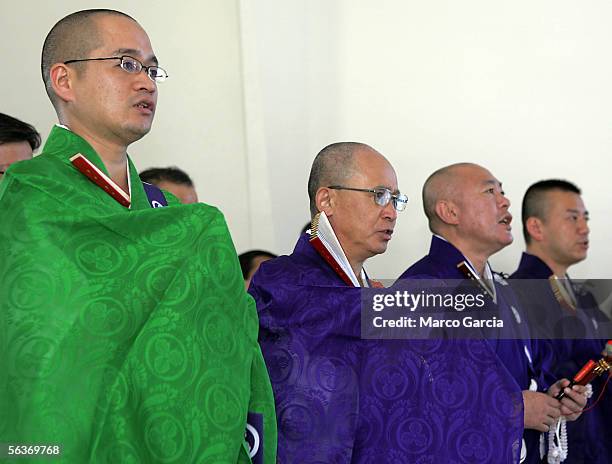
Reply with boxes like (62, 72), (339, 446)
(249, 144), (526, 463)
(510, 179), (611, 463)
(399, 163), (587, 463)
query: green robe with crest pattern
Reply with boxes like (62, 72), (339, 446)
(0, 126), (276, 463)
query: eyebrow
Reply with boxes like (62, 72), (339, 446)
(482, 179), (502, 188)
(374, 185), (400, 194)
(112, 48), (158, 65)
(566, 208), (589, 216)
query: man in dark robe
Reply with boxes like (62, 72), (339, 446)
(399, 163), (588, 463)
(250, 145), (526, 463)
(511, 179), (611, 463)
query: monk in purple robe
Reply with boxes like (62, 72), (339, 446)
(399, 163), (588, 463)
(250, 144), (525, 463)
(510, 179), (611, 463)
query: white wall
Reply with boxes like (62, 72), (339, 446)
(2, 1), (611, 277)
(241, 0), (612, 278)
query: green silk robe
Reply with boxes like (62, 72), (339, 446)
(0, 126), (276, 463)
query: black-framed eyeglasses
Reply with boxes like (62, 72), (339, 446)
(63, 55), (168, 82)
(328, 185), (408, 211)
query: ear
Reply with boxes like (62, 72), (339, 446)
(315, 187), (334, 217)
(435, 200), (459, 225)
(526, 217), (545, 242)
(49, 63), (76, 104)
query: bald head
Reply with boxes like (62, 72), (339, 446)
(422, 162), (479, 232)
(41, 9), (136, 106)
(308, 142), (374, 217)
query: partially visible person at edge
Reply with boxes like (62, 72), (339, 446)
(0, 112), (41, 180)
(239, 250), (277, 289)
(139, 166), (198, 204)
(399, 163), (587, 463)
(249, 143), (526, 462)
(510, 179), (611, 463)
(0, 9), (276, 463)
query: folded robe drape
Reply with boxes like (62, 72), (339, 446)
(0, 126), (276, 463)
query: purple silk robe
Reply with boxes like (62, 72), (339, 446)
(511, 253), (612, 464)
(399, 236), (548, 464)
(250, 234), (524, 463)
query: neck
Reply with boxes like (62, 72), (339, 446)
(349, 259), (364, 286)
(440, 233), (489, 277)
(61, 118), (130, 193)
(526, 246), (567, 278)
(463, 252), (487, 277)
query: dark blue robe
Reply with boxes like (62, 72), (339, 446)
(250, 233), (524, 463)
(511, 252), (612, 464)
(399, 236), (549, 463)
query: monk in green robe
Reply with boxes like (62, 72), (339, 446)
(0, 9), (276, 463)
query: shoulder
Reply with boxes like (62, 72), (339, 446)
(184, 203), (238, 242)
(251, 254), (303, 288)
(0, 154), (63, 203)
(5, 152), (61, 178)
(249, 246), (340, 295)
(509, 268), (529, 279)
(248, 254), (302, 314)
(399, 255), (445, 279)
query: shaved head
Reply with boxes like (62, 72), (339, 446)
(41, 9), (136, 106)
(422, 162), (512, 270)
(308, 142), (373, 217)
(422, 162), (477, 232)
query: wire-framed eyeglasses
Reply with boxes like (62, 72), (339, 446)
(63, 55), (168, 83)
(328, 185), (408, 211)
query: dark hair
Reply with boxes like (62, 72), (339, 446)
(139, 167), (194, 187)
(41, 9), (135, 105)
(522, 179), (581, 244)
(0, 113), (41, 151)
(238, 250), (277, 279)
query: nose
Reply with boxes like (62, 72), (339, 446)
(578, 217), (589, 235)
(382, 200), (398, 222)
(498, 191), (510, 209)
(134, 69), (157, 93)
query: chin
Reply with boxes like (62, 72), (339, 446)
(490, 239), (512, 255)
(124, 125), (152, 143)
(372, 243), (389, 255)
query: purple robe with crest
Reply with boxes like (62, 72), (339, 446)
(511, 253), (612, 464)
(249, 233), (524, 463)
(399, 236), (549, 464)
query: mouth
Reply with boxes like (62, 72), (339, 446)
(498, 214), (512, 228)
(134, 99), (155, 114)
(380, 229), (394, 240)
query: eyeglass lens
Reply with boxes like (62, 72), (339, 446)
(120, 57), (166, 82)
